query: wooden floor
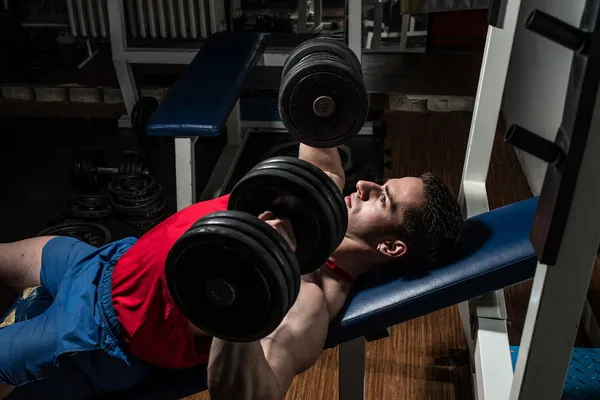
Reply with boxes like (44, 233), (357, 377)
(185, 109), (541, 400)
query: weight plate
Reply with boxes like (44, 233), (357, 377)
(108, 174), (157, 199)
(258, 157), (342, 254)
(36, 222), (111, 247)
(112, 188), (164, 215)
(201, 211), (295, 313)
(261, 142), (354, 176)
(249, 160), (340, 273)
(66, 195), (112, 219)
(230, 163), (336, 274)
(279, 53), (369, 148)
(70, 152), (101, 190)
(165, 215), (288, 342)
(282, 37), (362, 81)
(44, 212), (81, 228)
(131, 97), (159, 140)
(112, 183), (162, 207)
(260, 156), (348, 249)
(120, 198), (167, 221)
(213, 210), (300, 309)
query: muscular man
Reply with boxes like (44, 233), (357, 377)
(0, 144), (462, 399)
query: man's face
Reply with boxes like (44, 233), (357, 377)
(344, 177), (425, 255)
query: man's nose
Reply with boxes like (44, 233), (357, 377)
(356, 181), (376, 200)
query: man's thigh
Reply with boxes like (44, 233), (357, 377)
(0, 308), (59, 385)
(40, 236), (99, 298)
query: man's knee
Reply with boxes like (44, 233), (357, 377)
(0, 236), (56, 291)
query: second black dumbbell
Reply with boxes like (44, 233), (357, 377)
(70, 151), (151, 190)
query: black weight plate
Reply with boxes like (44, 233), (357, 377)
(119, 159), (150, 176)
(36, 222), (111, 247)
(112, 184), (162, 207)
(121, 202), (167, 221)
(250, 160), (341, 271)
(258, 157), (342, 255)
(165, 216), (288, 342)
(215, 210), (300, 308)
(279, 54), (369, 148)
(260, 156), (347, 249)
(108, 174), (157, 199)
(70, 153), (100, 189)
(282, 37), (362, 81)
(66, 195), (112, 219)
(279, 156), (347, 245)
(200, 211), (295, 313)
(44, 212), (82, 228)
(131, 97), (158, 139)
(230, 165), (336, 274)
(198, 215), (291, 309)
(113, 194), (165, 217)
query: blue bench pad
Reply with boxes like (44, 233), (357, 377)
(147, 32), (268, 138)
(325, 196), (540, 347)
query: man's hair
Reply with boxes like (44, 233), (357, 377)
(394, 173), (463, 267)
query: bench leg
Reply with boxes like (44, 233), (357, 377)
(475, 318), (512, 400)
(175, 137), (197, 210)
(113, 59), (138, 118)
(227, 100), (242, 145)
(297, 0), (308, 33)
(338, 337), (366, 400)
(347, 0), (362, 62)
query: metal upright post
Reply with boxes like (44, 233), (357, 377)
(456, 1), (522, 399)
(507, 4), (600, 398)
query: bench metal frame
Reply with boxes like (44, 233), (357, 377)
(336, 1), (600, 400)
(336, 1), (524, 398)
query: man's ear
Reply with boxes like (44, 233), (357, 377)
(377, 239), (407, 259)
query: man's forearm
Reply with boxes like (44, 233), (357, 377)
(298, 144), (345, 181)
(208, 338), (280, 400)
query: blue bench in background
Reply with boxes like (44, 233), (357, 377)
(147, 32), (269, 209)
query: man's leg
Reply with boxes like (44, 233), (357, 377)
(0, 237), (56, 292)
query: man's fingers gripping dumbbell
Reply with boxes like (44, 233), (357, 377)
(258, 211), (297, 252)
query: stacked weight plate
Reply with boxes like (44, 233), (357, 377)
(278, 37), (369, 148)
(108, 174), (168, 229)
(37, 195), (113, 247)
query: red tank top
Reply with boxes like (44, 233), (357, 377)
(111, 194), (230, 369)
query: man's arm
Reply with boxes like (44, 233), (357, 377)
(298, 144), (345, 192)
(207, 281), (330, 400)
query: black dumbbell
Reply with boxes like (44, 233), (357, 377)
(279, 37), (369, 148)
(165, 156), (347, 342)
(70, 151), (150, 190)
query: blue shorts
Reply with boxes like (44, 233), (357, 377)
(0, 236), (157, 398)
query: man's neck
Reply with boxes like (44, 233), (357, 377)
(329, 236), (378, 281)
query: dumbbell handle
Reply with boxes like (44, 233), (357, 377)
(97, 166), (119, 175)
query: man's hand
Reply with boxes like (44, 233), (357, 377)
(298, 144), (345, 192)
(258, 211), (297, 252)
